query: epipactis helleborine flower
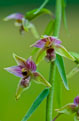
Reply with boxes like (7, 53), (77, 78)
(31, 35), (61, 63)
(56, 96), (79, 120)
(4, 13), (25, 34)
(4, 54), (51, 100)
(4, 13), (39, 38)
(31, 35), (75, 64)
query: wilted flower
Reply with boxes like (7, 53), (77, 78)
(55, 96), (79, 121)
(4, 54), (51, 99)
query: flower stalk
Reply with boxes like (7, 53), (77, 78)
(46, 62), (56, 121)
(46, 0), (62, 121)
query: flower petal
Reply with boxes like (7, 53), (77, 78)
(41, 35), (61, 47)
(31, 39), (46, 48)
(26, 57), (36, 72)
(50, 36), (62, 46)
(16, 77), (31, 100)
(32, 72), (51, 87)
(4, 13), (24, 21)
(13, 53), (26, 66)
(4, 65), (23, 77)
(74, 96), (79, 106)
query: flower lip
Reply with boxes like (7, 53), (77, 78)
(74, 96), (79, 106)
(47, 48), (54, 54)
(45, 48), (56, 62)
(20, 77), (30, 88)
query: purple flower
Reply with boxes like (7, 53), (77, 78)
(56, 96), (79, 120)
(4, 13), (24, 21)
(4, 13), (25, 34)
(32, 35), (61, 48)
(74, 96), (79, 106)
(4, 54), (51, 99)
(31, 35), (61, 63)
(4, 13), (39, 38)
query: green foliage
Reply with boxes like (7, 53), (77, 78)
(36, 48), (46, 64)
(55, 45), (75, 61)
(25, 8), (52, 21)
(55, 68), (62, 108)
(22, 19), (39, 39)
(55, 54), (69, 90)
(44, 20), (55, 35)
(67, 65), (79, 79)
(70, 52), (79, 64)
(74, 115), (79, 121)
(21, 88), (49, 121)
(62, 0), (68, 31)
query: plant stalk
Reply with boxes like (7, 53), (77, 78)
(46, 0), (62, 121)
(46, 62), (56, 121)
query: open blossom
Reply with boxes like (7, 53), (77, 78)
(31, 35), (61, 62)
(31, 35), (75, 63)
(4, 13), (39, 38)
(56, 96), (79, 120)
(4, 54), (51, 99)
(4, 13), (25, 34)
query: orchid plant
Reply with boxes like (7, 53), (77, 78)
(4, 0), (79, 121)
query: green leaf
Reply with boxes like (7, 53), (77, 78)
(31, 48), (40, 56)
(21, 88), (49, 121)
(55, 68), (62, 108)
(55, 54), (69, 90)
(67, 65), (79, 79)
(25, 8), (52, 21)
(44, 20), (55, 35)
(36, 48), (46, 64)
(33, 72), (51, 87)
(62, 0), (68, 31)
(35, 0), (49, 14)
(70, 52), (79, 64)
(55, 45), (75, 61)
(22, 19), (39, 39)
(74, 115), (79, 121)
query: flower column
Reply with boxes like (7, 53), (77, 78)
(46, 0), (62, 121)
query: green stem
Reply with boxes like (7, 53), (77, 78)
(46, 0), (62, 121)
(46, 62), (56, 121)
(53, 0), (62, 37)
(35, 0), (49, 14)
(39, 0), (49, 10)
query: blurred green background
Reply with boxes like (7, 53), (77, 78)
(0, 0), (79, 121)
